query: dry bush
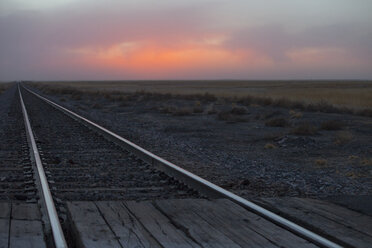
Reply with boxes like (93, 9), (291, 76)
(334, 131), (353, 145)
(345, 171), (360, 179)
(206, 104), (218, 115)
(230, 106), (248, 115)
(315, 158), (328, 167)
(264, 143), (277, 149)
(291, 122), (317, 135)
(289, 110), (303, 119)
(320, 120), (344, 130)
(172, 107), (193, 116)
(348, 155), (359, 160)
(193, 101), (204, 113)
(159, 105), (176, 114)
(91, 103), (102, 109)
(217, 111), (246, 123)
(361, 158), (372, 166)
(71, 93), (82, 100)
(200, 92), (217, 102)
(265, 118), (290, 127)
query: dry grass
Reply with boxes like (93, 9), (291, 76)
(29, 80), (372, 117)
(334, 131), (353, 145)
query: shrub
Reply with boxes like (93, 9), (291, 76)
(91, 103), (102, 109)
(348, 155), (359, 160)
(320, 120), (344, 130)
(315, 159), (328, 167)
(172, 107), (193, 116)
(264, 143), (277, 149)
(230, 106), (248, 115)
(201, 92), (217, 102)
(289, 110), (303, 119)
(217, 111), (246, 123)
(265, 118), (289, 127)
(193, 101), (204, 113)
(71, 93), (82, 100)
(334, 131), (353, 145)
(291, 122), (317, 135)
(361, 158), (372, 166)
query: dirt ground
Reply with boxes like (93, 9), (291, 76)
(30, 84), (372, 200)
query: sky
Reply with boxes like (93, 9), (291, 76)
(1, 0), (371, 80)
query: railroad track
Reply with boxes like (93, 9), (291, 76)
(0, 88), (37, 202)
(0, 83), (343, 248)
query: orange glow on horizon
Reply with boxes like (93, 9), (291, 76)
(68, 39), (273, 75)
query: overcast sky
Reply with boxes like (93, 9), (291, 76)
(1, 0), (371, 80)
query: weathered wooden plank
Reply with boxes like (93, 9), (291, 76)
(257, 197), (372, 248)
(196, 199), (316, 248)
(177, 199), (278, 247)
(11, 203), (40, 220)
(67, 201), (122, 248)
(0, 202), (10, 218)
(9, 220), (46, 248)
(294, 197), (372, 237)
(125, 201), (200, 248)
(155, 199), (242, 248)
(96, 201), (161, 248)
(0, 219), (9, 248)
(0, 202), (10, 248)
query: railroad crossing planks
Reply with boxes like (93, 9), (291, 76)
(0, 203), (10, 248)
(255, 197), (372, 248)
(67, 198), (318, 248)
(0, 203), (46, 248)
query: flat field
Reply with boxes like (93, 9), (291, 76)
(34, 80), (372, 109)
(28, 81), (372, 199)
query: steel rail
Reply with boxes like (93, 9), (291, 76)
(18, 85), (68, 248)
(22, 85), (342, 248)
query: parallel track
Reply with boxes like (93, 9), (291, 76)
(12, 84), (343, 248)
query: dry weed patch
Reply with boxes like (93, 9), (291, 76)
(334, 131), (353, 145)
